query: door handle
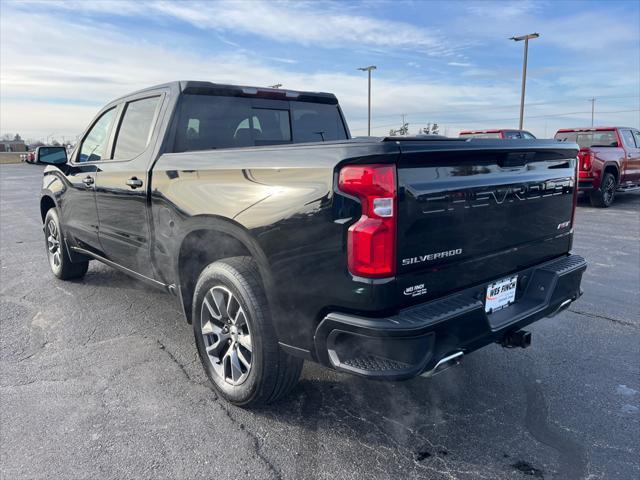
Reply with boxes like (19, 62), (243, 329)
(126, 177), (143, 189)
(82, 176), (94, 186)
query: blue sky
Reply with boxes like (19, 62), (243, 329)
(1, 0), (638, 141)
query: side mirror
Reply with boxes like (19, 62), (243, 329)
(36, 146), (68, 166)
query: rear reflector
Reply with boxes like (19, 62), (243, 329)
(338, 165), (396, 278)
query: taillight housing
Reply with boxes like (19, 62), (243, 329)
(577, 148), (593, 171)
(571, 156), (578, 229)
(338, 164), (396, 278)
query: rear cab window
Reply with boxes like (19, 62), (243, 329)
(503, 131), (522, 139)
(555, 130), (619, 148)
(172, 94), (347, 153)
(459, 132), (502, 139)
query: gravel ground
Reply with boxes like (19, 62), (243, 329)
(1, 163), (638, 480)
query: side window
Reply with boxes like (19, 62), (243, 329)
(620, 129), (636, 149)
(113, 96), (161, 160)
(504, 131), (521, 139)
(174, 95), (253, 152)
(78, 108), (116, 162)
(522, 131), (536, 139)
(632, 130), (640, 148)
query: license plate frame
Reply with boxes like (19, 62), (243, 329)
(485, 275), (518, 313)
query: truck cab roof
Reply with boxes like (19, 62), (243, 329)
(556, 127), (632, 132)
(115, 80), (338, 105)
(459, 129), (536, 139)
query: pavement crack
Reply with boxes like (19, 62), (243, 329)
(16, 340), (48, 362)
(568, 308), (637, 328)
(83, 325), (99, 346)
(214, 400), (283, 479)
(155, 339), (198, 384)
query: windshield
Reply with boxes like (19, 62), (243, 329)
(555, 130), (618, 148)
(173, 94), (348, 152)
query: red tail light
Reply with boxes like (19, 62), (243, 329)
(338, 164), (396, 278)
(577, 148), (593, 171)
(571, 156), (578, 228)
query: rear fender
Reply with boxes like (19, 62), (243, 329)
(592, 161), (620, 190)
(172, 216), (273, 323)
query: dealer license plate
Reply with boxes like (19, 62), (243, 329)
(485, 275), (518, 313)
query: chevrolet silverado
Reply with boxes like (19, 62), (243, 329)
(38, 81), (586, 407)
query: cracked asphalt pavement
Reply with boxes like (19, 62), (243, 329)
(1, 163), (638, 479)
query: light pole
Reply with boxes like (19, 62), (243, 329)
(358, 65), (377, 136)
(510, 33), (539, 130)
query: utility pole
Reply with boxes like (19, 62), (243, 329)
(358, 65), (377, 136)
(269, 83), (282, 89)
(510, 33), (539, 130)
(590, 97), (596, 126)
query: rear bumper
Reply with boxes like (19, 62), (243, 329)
(314, 254), (586, 380)
(578, 178), (595, 191)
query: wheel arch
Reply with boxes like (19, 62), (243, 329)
(40, 194), (57, 222)
(602, 163), (620, 185)
(175, 216), (273, 324)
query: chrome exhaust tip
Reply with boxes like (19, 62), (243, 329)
(421, 351), (464, 378)
(548, 298), (573, 318)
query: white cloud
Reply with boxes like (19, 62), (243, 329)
(0, 8), (516, 140)
(1, 1), (637, 141)
(467, 0), (542, 19)
(12, 0), (461, 56)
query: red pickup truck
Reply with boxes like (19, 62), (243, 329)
(459, 129), (536, 139)
(555, 127), (640, 207)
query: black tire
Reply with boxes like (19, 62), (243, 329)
(590, 172), (616, 207)
(44, 209), (89, 280)
(192, 257), (303, 407)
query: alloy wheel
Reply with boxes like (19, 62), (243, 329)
(200, 286), (253, 385)
(46, 219), (61, 269)
(602, 175), (615, 205)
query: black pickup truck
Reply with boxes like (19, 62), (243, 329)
(38, 81), (586, 407)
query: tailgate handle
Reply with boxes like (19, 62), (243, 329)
(499, 152), (535, 167)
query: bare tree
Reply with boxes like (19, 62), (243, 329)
(419, 123), (440, 135)
(389, 122), (410, 136)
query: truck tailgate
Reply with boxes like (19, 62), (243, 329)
(395, 140), (578, 306)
